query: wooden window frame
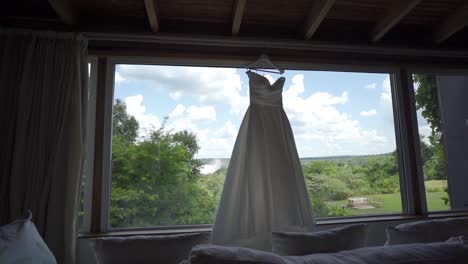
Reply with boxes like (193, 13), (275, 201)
(82, 55), (468, 235)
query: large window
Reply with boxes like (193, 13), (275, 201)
(108, 64), (403, 228)
(77, 59), (468, 234)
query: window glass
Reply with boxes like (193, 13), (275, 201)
(413, 74), (468, 212)
(110, 65), (403, 228)
(291, 71), (402, 217)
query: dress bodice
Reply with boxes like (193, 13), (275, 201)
(247, 71), (285, 106)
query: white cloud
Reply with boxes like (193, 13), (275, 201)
(380, 77), (392, 107)
(416, 109), (432, 142)
(360, 109), (377, 116)
(115, 72), (125, 82)
(169, 104), (185, 118)
(187, 105), (216, 122)
(116, 65), (248, 115)
(162, 105), (236, 159)
(419, 125), (432, 143)
(264, 74), (275, 85)
(121, 71), (396, 158)
(282, 74), (391, 156)
(201, 159), (224, 174)
(216, 121), (237, 138)
(124, 95), (161, 137)
(365, 82), (377, 89)
(169, 91), (183, 100)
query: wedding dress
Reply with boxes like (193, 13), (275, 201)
(211, 70), (315, 251)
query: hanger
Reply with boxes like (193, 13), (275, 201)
(246, 54), (284, 75)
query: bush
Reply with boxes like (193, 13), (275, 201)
(375, 175), (400, 194)
(327, 205), (348, 217)
(310, 196), (329, 218)
(305, 174), (352, 201)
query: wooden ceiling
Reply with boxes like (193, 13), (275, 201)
(2, 0), (468, 50)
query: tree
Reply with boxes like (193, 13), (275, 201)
(110, 101), (215, 227)
(414, 75), (443, 146)
(414, 74), (449, 202)
(113, 99), (139, 143)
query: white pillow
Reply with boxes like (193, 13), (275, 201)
(386, 217), (468, 245)
(271, 224), (368, 256)
(0, 211), (56, 264)
(91, 232), (210, 264)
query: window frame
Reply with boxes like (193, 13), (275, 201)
(82, 55), (468, 235)
(78, 56), (98, 232)
(406, 68), (468, 214)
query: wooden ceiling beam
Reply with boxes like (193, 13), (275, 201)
(144, 0), (160, 33)
(48, 0), (77, 25)
(434, 2), (468, 44)
(232, 0), (247, 36)
(370, 0), (422, 42)
(303, 0), (335, 40)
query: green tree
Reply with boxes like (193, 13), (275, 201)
(414, 74), (448, 203)
(110, 101), (215, 227)
(113, 99), (139, 143)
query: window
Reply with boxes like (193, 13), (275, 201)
(413, 73), (468, 212)
(78, 58), (468, 234)
(110, 65), (243, 228)
(108, 64), (404, 229)
(290, 71), (402, 218)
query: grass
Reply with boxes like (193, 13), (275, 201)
(425, 180), (446, 189)
(325, 180), (450, 217)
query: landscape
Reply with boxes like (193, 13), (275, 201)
(107, 93), (448, 228)
(77, 74), (448, 228)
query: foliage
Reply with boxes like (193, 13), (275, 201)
(414, 74), (449, 204)
(110, 102), (215, 227)
(108, 90), (450, 225)
(327, 205), (348, 217)
(112, 99), (139, 143)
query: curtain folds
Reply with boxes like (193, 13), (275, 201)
(0, 28), (88, 264)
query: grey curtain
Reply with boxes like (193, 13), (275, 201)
(0, 28), (88, 264)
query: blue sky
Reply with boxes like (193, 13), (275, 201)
(113, 64), (430, 163)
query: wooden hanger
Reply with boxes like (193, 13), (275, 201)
(246, 54), (284, 74)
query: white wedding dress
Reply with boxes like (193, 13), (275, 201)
(211, 71), (315, 251)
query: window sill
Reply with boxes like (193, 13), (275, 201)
(78, 211), (468, 239)
(316, 211), (468, 226)
(78, 226), (212, 239)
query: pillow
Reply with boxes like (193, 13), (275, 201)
(189, 244), (286, 264)
(91, 232), (210, 264)
(188, 237), (468, 264)
(386, 217), (468, 245)
(271, 224), (368, 255)
(291, 236), (468, 264)
(0, 211), (56, 264)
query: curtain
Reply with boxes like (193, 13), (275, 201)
(0, 28), (88, 264)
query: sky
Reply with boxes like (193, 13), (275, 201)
(113, 64), (431, 162)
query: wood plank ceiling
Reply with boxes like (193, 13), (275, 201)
(1, 0), (468, 49)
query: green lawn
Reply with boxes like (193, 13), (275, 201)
(325, 180), (450, 217)
(425, 180), (446, 189)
